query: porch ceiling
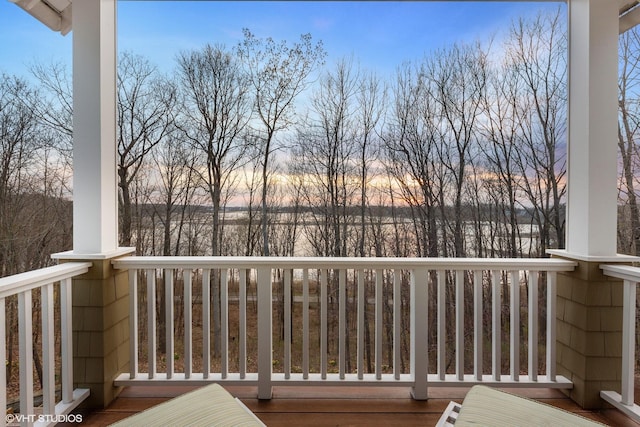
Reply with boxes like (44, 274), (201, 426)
(8, 0), (640, 36)
(621, 1), (640, 32)
(9, 0), (71, 35)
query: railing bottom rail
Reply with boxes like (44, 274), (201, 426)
(33, 389), (91, 427)
(600, 391), (640, 423)
(115, 372), (572, 390)
(115, 373), (259, 387)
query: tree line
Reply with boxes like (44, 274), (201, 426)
(2, 8), (640, 274)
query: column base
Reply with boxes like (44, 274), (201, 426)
(53, 248), (134, 409)
(549, 251), (637, 409)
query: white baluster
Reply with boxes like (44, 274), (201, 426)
(437, 270), (446, 381)
(473, 270), (483, 382)
(393, 270), (402, 381)
(491, 270), (501, 381)
(303, 269), (310, 379)
(61, 277), (74, 403)
(0, 298), (5, 427)
(510, 271), (520, 382)
(239, 269), (247, 379)
(19, 290), (34, 425)
(456, 271), (464, 381)
(221, 269), (228, 379)
(546, 272), (556, 381)
(42, 283), (55, 415)
(202, 269), (211, 379)
(357, 270), (365, 380)
(147, 270), (157, 379)
(284, 269), (292, 379)
(621, 279), (636, 405)
(321, 269), (328, 380)
(375, 269), (383, 380)
(129, 270), (138, 379)
(528, 271), (539, 382)
(184, 270), (192, 379)
(165, 269), (174, 379)
(339, 269), (346, 379)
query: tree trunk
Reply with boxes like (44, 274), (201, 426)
(118, 167), (133, 247)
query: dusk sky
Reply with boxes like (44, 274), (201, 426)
(0, 1), (565, 79)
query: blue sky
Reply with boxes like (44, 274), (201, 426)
(0, 1), (565, 79)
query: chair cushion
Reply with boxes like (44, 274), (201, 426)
(455, 385), (604, 426)
(109, 384), (264, 427)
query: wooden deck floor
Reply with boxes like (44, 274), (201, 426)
(70, 385), (639, 426)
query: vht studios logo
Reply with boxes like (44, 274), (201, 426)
(5, 413), (83, 424)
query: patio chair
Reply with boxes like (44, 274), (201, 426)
(436, 385), (605, 426)
(109, 383), (265, 427)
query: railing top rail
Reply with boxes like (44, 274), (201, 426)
(0, 262), (92, 299)
(112, 256), (576, 272)
(601, 264), (640, 282)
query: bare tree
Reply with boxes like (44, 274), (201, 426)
(618, 28), (640, 255)
(177, 44), (252, 257)
(384, 62), (442, 258)
(479, 59), (526, 258)
(295, 58), (359, 258)
(117, 52), (177, 247)
(237, 29), (325, 256)
(430, 42), (488, 258)
(356, 71), (385, 257)
(0, 74), (41, 275)
(30, 62), (73, 160)
(151, 130), (199, 257)
(508, 9), (567, 255)
(240, 146), (265, 257)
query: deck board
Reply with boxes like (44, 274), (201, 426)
(68, 385), (640, 427)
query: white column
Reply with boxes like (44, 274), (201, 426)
(72, 0), (118, 254)
(565, 0), (619, 257)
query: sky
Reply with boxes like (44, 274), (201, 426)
(0, 1), (566, 80)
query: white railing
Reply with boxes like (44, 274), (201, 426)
(112, 256), (576, 399)
(0, 262), (92, 427)
(600, 264), (640, 423)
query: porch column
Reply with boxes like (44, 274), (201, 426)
(565, 0), (618, 257)
(60, 0), (131, 409)
(72, 0), (118, 255)
(550, 0), (636, 409)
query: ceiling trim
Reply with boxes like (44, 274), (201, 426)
(9, 0), (71, 35)
(621, 1), (640, 33)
